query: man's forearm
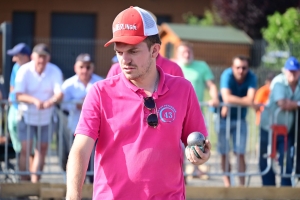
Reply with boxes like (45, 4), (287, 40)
(208, 84), (219, 102)
(66, 135), (94, 200)
(16, 93), (39, 104)
(66, 148), (89, 199)
(47, 92), (63, 104)
(278, 100), (298, 111)
(223, 95), (253, 107)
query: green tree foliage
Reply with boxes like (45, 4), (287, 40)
(213, 0), (300, 39)
(182, 8), (224, 26)
(261, 8), (300, 68)
(262, 8), (300, 47)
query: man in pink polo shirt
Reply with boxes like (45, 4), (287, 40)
(107, 53), (184, 78)
(66, 6), (211, 200)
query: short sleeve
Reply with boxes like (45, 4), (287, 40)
(272, 82), (287, 102)
(14, 67), (27, 93)
(53, 68), (63, 94)
(248, 73), (257, 89)
(220, 69), (231, 89)
(202, 62), (214, 81)
(75, 83), (101, 140)
(61, 81), (76, 111)
(10, 64), (19, 87)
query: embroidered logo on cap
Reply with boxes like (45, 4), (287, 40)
(113, 23), (137, 33)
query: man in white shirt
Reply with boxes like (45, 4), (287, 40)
(62, 53), (103, 135)
(61, 53), (103, 182)
(15, 43), (63, 182)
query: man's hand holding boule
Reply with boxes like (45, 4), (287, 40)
(185, 139), (211, 165)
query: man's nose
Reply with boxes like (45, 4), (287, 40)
(121, 53), (131, 65)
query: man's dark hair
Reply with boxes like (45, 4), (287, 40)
(233, 55), (250, 65)
(144, 34), (161, 49)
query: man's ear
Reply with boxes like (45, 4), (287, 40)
(151, 44), (160, 58)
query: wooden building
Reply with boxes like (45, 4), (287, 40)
(159, 23), (253, 67)
(0, 0), (212, 78)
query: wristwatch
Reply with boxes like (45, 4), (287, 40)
(297, 101), (300, 107)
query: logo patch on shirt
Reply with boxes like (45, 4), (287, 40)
(158, 105), (176, 123)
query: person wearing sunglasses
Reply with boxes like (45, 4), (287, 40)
(215, 55), (257, 187)
(62, 53), (103, 137)
(61, 53), (103, 183)
(66, 6), (211, 200)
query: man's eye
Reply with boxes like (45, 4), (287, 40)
(116, 52), (122, 55)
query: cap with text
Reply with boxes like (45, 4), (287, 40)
(284, 56), (300, 71)
(104, 6), (158, 47)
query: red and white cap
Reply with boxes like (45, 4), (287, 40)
(104, 6), (158, 47)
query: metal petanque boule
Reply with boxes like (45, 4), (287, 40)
(187, 132), (206, 158)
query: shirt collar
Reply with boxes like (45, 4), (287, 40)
(74, 74), (97, 84)
(120, 66), (169, 98)
(29, 61), (48, 77)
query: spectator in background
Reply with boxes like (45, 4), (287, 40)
(175, 42), (219, 107)
(62, 53), (103, 183)
(62, 53), (103, 135)
(7, 43), (31, 153)
(259, 57), (300, 186)
(106, 11), (184, 79)
(175, 42), (219, 179)
(253, 73), (275, 125)
(216, 55), (257, 187)
(15, 43), (63, 182)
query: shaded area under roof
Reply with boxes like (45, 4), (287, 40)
(163, 23), (253, 44)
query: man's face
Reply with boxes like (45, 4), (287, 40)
(74, 61), (93, 83)
(31, 52), (50, 73)
(284, 69), (300, 84)
(115, 41), (158, 81)
(176, 45), (193, 65)
(12, 54), (29, 66)
(232, 58), (249, 82)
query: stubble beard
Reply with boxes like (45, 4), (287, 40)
(126, 55), (153, 82)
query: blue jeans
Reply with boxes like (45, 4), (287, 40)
(259, 128), (295, 186)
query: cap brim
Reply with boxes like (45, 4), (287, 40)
(285, 68), (299, 71)
(104, 36), (146, 47)
(7, 49), (17, 56)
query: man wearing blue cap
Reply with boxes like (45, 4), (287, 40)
(7, 43), (31, 154)
(259, 56), (300, 186)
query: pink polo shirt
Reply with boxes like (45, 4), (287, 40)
(76, 66), (207, 199)
(106, 54), (184, 78)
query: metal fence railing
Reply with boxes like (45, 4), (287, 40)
(0, 101), (299, 187)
